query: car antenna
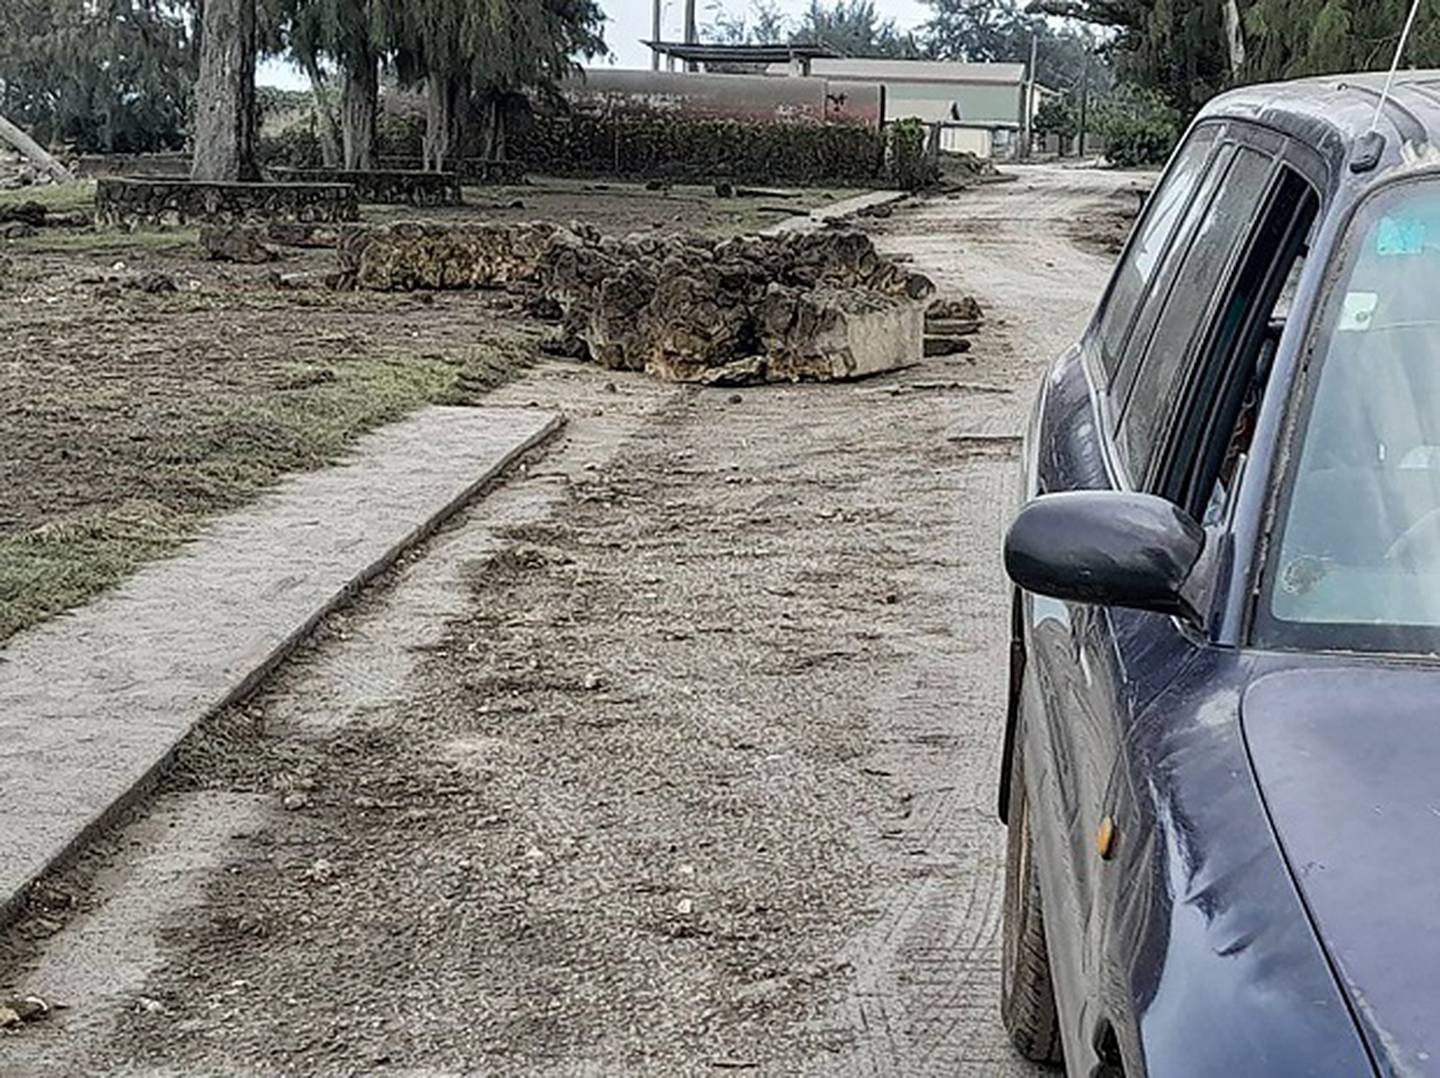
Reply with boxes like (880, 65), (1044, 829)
(1354, 0), (1424, 172)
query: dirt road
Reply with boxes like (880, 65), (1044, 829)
(0, 166), (1136, 1076)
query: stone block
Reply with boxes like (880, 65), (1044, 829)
(336, 221), (561, 290)
(764, 286), (924, 381)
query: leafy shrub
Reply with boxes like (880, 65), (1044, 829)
(377, 106), (426, 159)
(887, 118), (939, 191)
(1095, 86), (1181, 168)
(257, 123), (323, 169)
(1034, 95), (1078, 142)
(257, 88), (312, 125)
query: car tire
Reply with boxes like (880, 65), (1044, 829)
(1001, 740), (1064, 1065)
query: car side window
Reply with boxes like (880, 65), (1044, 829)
(1110, 144), (1237, 413)
(1119, 147), (1275, 483)
(1164, 168), (1321, 522)
(1093, 125), (1220, 381)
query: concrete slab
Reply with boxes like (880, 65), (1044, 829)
(765, 189), (909, 236)
(0, 405), (562, 925)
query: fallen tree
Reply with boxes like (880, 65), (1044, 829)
(0, 112), (73, 184)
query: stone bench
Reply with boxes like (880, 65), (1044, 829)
(76, 152), (191, 178)
(376, 157), (526, 185)
(266, 168), (463, 207)
(94, 178), (360, 230)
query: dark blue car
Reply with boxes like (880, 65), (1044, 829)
(1000, 73), (1440, 1077)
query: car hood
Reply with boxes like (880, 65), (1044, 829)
(1245, 666), (1440, 1076)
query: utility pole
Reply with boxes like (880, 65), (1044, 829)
(652, 0), (661, 71)
(1077, 48), (1090, 159)
(1022, 34), (1038, 160)
(683, 0), (698, 72)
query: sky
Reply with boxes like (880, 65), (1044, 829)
(600, 0), (932, 70)
(258, 1), (932, 88)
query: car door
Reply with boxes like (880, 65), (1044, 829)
(1024, 128), (1322, 1068)
(1020, 122), (1232, 1055)
(1097, 144), (1323, 1071)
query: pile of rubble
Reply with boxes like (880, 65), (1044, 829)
(0, 146), (69, 190)
(337, 222), (940, 384)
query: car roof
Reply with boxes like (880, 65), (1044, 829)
(1200, 70), (1440, 182)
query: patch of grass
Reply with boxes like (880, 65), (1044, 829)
(0, 343), (533, 641)
(0, 180), (96, 215)
(9, 228), (199, 256)
(0, 500), (192, 641)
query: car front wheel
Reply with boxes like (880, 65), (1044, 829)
(1001, 739), (1063, 1064)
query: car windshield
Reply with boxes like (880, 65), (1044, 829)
(1264, 175), (1440, 652)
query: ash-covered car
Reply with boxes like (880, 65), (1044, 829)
(1000, 71), (1440, 1077)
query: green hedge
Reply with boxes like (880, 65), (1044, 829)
(510, 114), (888, 186)
(1095, 86), (1181, 168)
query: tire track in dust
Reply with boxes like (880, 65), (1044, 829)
(821, 167), (1126, 1077)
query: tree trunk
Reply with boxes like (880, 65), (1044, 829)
(191, 0), (257, 180)
(1222, 0), (1247, 79)
(302, 55), (341, 168)
(340, 46), (378, 170)
(0, 112), (74, 183)
(423, 76), (460, 172)
(480, 97), (509, 161)
(478, 96), (498, 161)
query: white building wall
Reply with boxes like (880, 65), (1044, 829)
(939, 127), (992, 157)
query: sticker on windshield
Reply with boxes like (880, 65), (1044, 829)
(1337, 291), (1379, 332)
(1377, 215), (1426, 255)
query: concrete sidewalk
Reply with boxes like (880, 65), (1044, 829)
(0, 404), (562, 925)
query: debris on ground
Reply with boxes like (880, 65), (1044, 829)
(923, 296), (985, 358)
(127, 271), (178, 295)
(945, 151), (1000, 183)
(200, 225), (278, 264)
(543, 228), (932, 383)
(338, 223), (935, 385)
(923, 336), (973, 358)
(926, 296), (983, 322)
(1067, 184), (1146, 256)
(263, 221), (343, 249)
(0, 993), (57, 1027)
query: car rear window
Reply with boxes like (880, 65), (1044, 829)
(1260, 177), (1440, 652)
(1120, 146), (1274, 481)
(1095, 125), (1220, 380)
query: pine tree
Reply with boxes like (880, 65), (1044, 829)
(791, 1), (921, 56)
(1245, 0), (1440, 81)
(923, 0), (1109, 93)
(0, 0), (194, 153)
(193, 0), (259, 179)
(393, 0), (605, 169)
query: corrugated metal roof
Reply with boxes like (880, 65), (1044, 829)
(782, 59), (1027, 86)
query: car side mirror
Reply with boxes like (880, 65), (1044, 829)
(1004, 491), (1205, 623)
